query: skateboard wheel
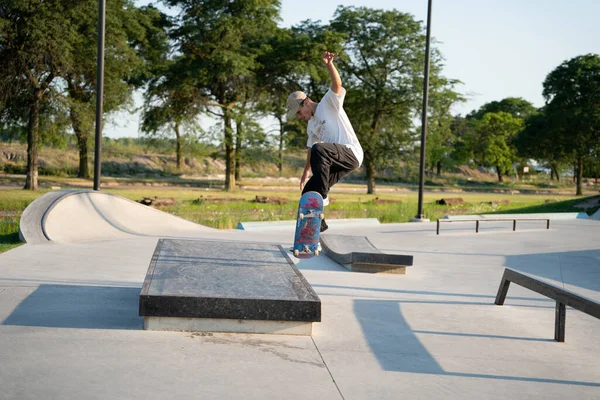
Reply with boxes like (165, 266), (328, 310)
(314, 250), (319, 256)
(294, 250), (299, 257)
(299, 213), (305, 220)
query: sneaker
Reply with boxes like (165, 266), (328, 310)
(320, 218), (328, 233)
(323, 196), (330, 206)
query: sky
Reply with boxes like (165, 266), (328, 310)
(104, 0), (600, 138)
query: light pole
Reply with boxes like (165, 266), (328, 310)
(412, 0), (432, 222)
(93, 0), (106, 191)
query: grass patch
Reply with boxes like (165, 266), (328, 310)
(0, 232), (22, 253)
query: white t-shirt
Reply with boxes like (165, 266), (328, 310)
(306, 88), (364, 167)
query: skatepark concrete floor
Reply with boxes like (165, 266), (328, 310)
(1, 191), (599, 399)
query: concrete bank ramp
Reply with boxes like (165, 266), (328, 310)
(19, 190), (215, 244)
(592, 208), (600, 220)
(320, 234), (414, 274)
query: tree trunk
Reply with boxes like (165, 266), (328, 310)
(366, 157), (376, 195)
(235, 119), (242, 182)
(70, 107), (90, 179)
(223, 109), (235, 191)
(551, 164), (559, 181)
(174, 122), (182, 171)
(278, 116), (284, 176)
(365, 113), (380, 195)
(78, 136), (89, 179)
(576, 156), (583, 196)
(24, 90), (42, 190)
(436, 161), (442, 177)
(496, 166), (503, 182)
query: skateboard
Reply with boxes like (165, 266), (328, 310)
(292, 191), (324, 257)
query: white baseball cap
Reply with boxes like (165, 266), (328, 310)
(286, 91), (307, 119)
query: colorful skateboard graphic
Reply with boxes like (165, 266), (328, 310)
(292, 191), (324, 258)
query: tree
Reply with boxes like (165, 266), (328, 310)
(543, 54), (600, 195)
(141, 56), (205, 171)
(470, 112), (524, 182)
(465, 97), (536, 181)
(164, 0), (280, 191)
(425, 76), (465, 176)
(448, 115), (476, 167)
(0, 0), (81, 190)
(469, 97), (537, 120)
(513, 109), (567, 181)
(63, 2), (169, 178)
(330, 6), (451, 194)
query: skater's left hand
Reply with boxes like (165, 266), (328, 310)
(321, 51), (338, 66)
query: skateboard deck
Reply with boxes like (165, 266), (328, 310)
(292, 191), (324, 258)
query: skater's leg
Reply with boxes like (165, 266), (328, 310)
(302, 143), (358, 198)
(302, 143), (358, 232)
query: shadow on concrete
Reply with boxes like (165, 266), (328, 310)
(2, 284), (143, 330)
(353, 299), (600, 387)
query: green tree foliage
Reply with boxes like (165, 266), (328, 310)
(543, 54), (600, 195)
(470, 112), (524, 182)
(141, 59), (206, 171)
(64, 2), (169, 178)
(469, 97), (537, 120)
(330, 6), (458, 193)
(464, 97), (536, 181)
(425, 75), (465, 176)
(164, 0), (280, 191)
(513, 109), (566, 181)
(0, 0), (82, 189)
(448, 115), (475, 166)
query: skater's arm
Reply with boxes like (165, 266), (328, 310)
(300, 148), (311, 191)
(322, 51), (342, 94)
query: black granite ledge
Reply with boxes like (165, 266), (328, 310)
(139, 239), (321, 322)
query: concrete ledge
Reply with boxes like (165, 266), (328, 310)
(444, 212), (589, 220)
(144, 317), (313, 335)
(320, 234), (413, 274)
(139, 239), (321, 334)
(237, 218), (380, 231)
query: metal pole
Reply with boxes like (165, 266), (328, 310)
(414, 0), (432, 221)
(93, 0), (106, 191)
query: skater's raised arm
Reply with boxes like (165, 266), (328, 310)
(322, 51), (342, 94)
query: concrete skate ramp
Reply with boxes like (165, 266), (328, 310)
(592, 208), (600, 220)
(20, 190), (215, 244)
(320, 234), (414, 274)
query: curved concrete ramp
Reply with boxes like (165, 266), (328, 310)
(20, 190), (215, 244)
(19, 190), (87, 243)
(320, 234), (413, 274)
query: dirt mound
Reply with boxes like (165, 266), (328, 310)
(455, 165), (495, 180)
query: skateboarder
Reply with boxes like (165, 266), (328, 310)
(286, 51), (364, 232)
